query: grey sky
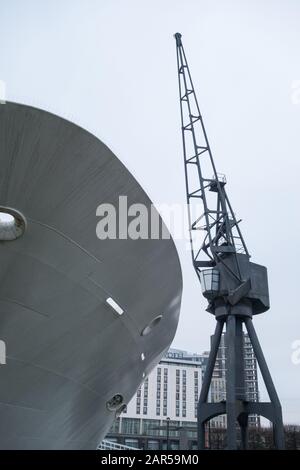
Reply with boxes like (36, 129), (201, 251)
(1, 0), (300, 424)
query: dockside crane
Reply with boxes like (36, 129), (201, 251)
(174, 32), (284, 450)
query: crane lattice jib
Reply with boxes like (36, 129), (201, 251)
(175, 33), (249, 283)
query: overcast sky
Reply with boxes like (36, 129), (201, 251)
(1, 0), (300, 424)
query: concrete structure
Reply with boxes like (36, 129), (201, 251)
(0, 102), (182, 449)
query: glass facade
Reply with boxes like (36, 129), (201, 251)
(109, 418), (120, 434)
(147, 439), (160, 450)
(142, 419), (160, 436)
(160, 420), (179, 438)
(125, 438), (139, 448)
(185, 421), (197, 438)
(106, 417), (199, 450)
(121, 418), (140, 435)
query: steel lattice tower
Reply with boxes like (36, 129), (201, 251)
(174, 32), (284, 450)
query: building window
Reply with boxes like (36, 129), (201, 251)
(170, 441), (180, 450)
(121, 418), (140, 435)
(176, 409), (179, 417)
(143, 407), (147, 415)
(182, 410), (186, 417)
(125, 438), (139, 448)
(163, 408), (167, 416)
(156, 407), (160, 416)
(109, 418), (120, 434)
(164, 384), (167, 391)
(148, 440), (160, 450)
(142, 419), (160, 436)
(176, 369), (180, 376)
(137, 406), (140, 414)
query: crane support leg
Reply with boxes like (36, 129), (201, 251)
(197, 320), (224, 449)
(244, 318), (285, 449)
(225, 315), (237, 449)
(197, 316), (285, 450)
(238, 413), (249, 449)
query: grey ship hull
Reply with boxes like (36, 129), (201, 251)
(0, 103), (182, 449)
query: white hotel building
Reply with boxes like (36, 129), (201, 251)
(106, 340), (259, 449)
(106, 349), (207, 450)
(125, 348), (205, 421)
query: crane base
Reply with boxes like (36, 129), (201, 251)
(197, 316), (285, 449)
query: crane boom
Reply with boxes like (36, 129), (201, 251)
(175, 32), (249, 284)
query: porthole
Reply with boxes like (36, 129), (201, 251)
(106, 394), (124, 411)
(0, 207), (26, 241)
(141, 315), (163, 336)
